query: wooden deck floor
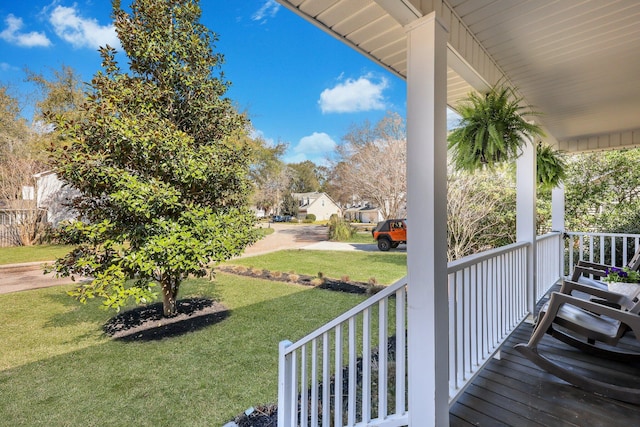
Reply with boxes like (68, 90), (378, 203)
(449, 317), (640, 426)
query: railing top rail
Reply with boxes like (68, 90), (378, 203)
(281, 276), (408, 354)
(565, 231), (640, 239)
(536, 231), (562, 242)
(447, 241), (530, 274)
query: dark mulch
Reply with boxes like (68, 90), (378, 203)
(232, 404), (278, 427)
(217, 265), (378, 294)
(103, 297), (229, 341)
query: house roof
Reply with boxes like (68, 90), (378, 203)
(277, 0), (640, 153)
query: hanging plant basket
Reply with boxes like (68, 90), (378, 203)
(448, 84), (545, 172)
(536, 142), (566, 190)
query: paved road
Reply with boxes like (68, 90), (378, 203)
(0, 261), (82, 294)
(0, 223), (394, 294)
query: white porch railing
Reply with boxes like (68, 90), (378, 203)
(536, 232), (564, 302)
(278, 278), (409, 427)
(447, 241), (531, 402)
(564, 232), (640, 275)
(277, 231), (640, 426)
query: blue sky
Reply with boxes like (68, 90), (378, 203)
(0, 0), (410, 165)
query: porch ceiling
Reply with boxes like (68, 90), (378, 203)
(277, 0), (640, 153)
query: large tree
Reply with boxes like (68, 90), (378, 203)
(288, 160), (326, 193)
(332, 112), (407, 219)
(48, 0), (258, 316)
(565, 148), (640, 234)
(0, 85), (31, 159)
(248, 137), (289, 215)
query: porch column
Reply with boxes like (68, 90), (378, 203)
(516, 141), (537, 315)
(552, 184), (565, 277)
(552, 183), (565, 232)
(405, 12), (449, 427)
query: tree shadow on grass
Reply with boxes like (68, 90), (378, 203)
(103, 297), (229, 342)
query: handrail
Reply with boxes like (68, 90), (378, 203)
(282, 276), (407, 354)
(447, 241), (529, 272)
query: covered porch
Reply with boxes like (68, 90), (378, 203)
(275, 1), (640, 425)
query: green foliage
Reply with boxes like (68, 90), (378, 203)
(0, 85), (32, 158)
(305, 213), (316, 222)
(536, 143), (566, 190)
(288, 160), (326, 192)
(565, 148), (640, 234)
(48, 0), (257, 315)
(281, 193), (299, 217)
(448, 84), (545, 172)
(328, 216), (356, 241)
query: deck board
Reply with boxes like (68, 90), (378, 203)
(449, 320), (640, 426)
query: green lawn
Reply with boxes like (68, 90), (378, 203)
(346, 231), (376, 244)
(0, 247), (407, 426)
(0, 245), (74, 265)
(225, 249), (407, 284)
(0, 273), (366, 426)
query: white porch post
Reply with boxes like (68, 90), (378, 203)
(552, 183), (565, 232)
(552, 183), (565, 276)
(516, 141), (537, 315)
(405, 12), (449, 427)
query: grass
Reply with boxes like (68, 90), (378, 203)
(346, 231), (376, 244)
(0, 273), (366, 426)
(0, 245), (73, 265)
(224, 250), (407, 284)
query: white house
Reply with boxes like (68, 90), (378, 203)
(291, 192), (341, 221)
(343, 204), (384, 224)
(34, 171), (78, 226)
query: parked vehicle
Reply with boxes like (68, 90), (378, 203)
(372, 219), (407, 251)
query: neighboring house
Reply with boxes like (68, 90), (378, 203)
(250, 206), (267, 218)
(343, 204), (384, 224)
(34, 171), (78, 226)
(291, 192), (341, 221)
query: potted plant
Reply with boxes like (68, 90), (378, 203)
(536, 142), (566, 190)
(448, 83), (545, 172)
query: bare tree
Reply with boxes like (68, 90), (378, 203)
(447, 167), (516, 261)
(333, 112), (407, 219)
(0, 153), (47, 245)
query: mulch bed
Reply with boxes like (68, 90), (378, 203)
(216, 265), (379, 294)
(103, 297), (229, 341)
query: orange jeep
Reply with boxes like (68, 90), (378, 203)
(372, 219), (407, 251)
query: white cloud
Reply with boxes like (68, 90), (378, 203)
(294, 132), (336, 155)
(48, 5), (119, 49)
(252, 0), (280, 22)
(284, 132), (336, 164)
(0, 14), (51, 47)
(319, 75), (388, 114)
(0, 62), (18, 72)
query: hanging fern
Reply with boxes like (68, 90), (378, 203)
(448, 84), (545, 172)
(536, 143), (566, 190)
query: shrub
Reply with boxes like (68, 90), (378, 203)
(305, 213), (316, 222)
(328, 216), (356, 241)
(288, 273), (300, 283)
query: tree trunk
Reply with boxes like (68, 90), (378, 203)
(162, 280), (179, 317)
